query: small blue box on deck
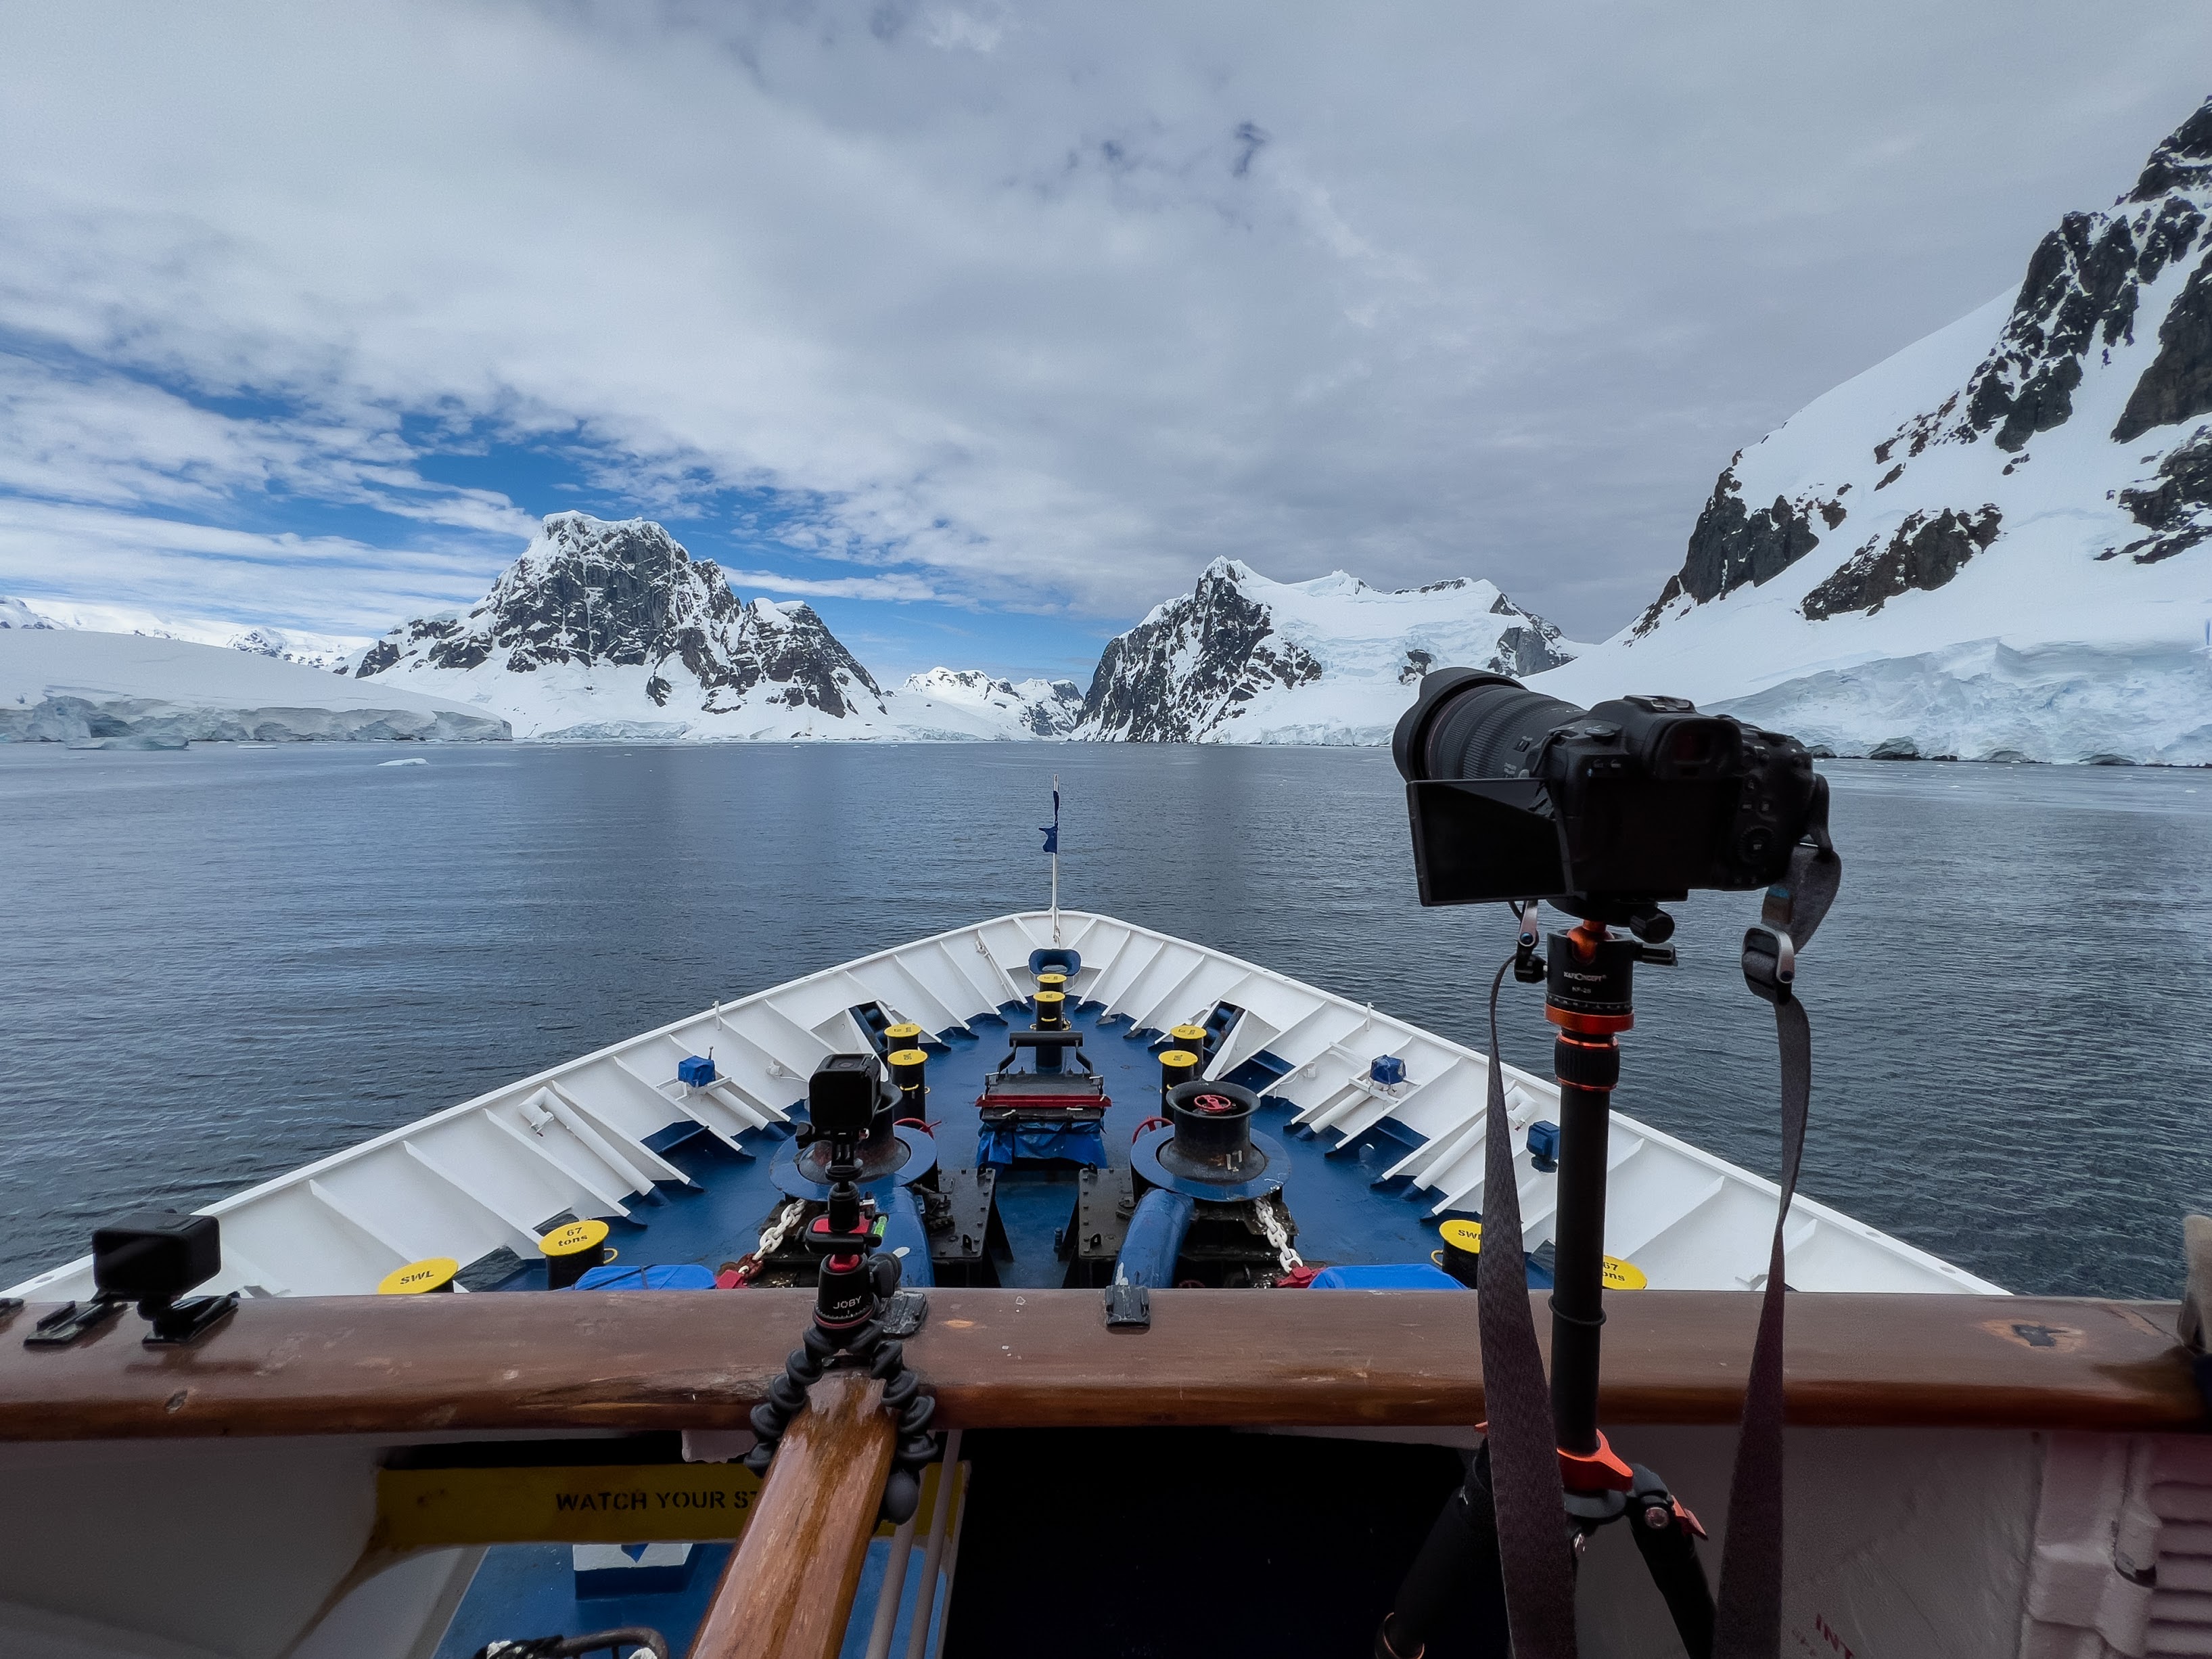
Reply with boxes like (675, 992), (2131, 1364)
(677, 1055), (716, 1087)
(1526, 1120), (1561, 1171)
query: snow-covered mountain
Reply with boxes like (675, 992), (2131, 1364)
(1533, 97), (2212, 764)
(348, 513), (1080, 742)
(0, 628), (507, 746)
(902, 668), (1086, 737)
(1080, 558), (1579, 744)
(0, 595), (368, 671)
(350, 514), (892, 740)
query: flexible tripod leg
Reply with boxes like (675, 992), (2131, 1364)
(1376, 1450), (1513, 1658)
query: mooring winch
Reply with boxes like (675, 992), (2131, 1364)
(1107, 1078), (1301, 1291)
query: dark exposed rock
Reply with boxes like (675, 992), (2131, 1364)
(355, 639), (401, 677)
(1672, 470), (1825, 604)
(2113, 248), (2212, 442)
(1962, 212), (2142, 451)
(1082, 563), (1324, 740)
(2105, 425), (2212, 563)
(1628, 572), (1685, 640)
(1800, 507), (2002, 620)
(2129, 99), (2212, 202)
(352, 512), (884, 723)
(2137, 196), (2207, 286)
(1912, 105), (2212, 461)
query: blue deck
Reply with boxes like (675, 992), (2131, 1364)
(436, 998), (1474, 1658)
(488, 999), (1464, 1292)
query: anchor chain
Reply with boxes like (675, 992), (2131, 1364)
(1255, 1191), (1304, 1279)
(726, 1197), (806, 1286)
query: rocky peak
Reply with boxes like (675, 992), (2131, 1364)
(1632, 94), (2212, 640)
(352, 512), (885, 723)
(2129, 99), (2212, 203)
(1082, 560), (1577, 744)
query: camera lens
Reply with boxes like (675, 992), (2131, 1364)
(1393, 669), (1586, 783)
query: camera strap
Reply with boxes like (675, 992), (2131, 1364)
(1475, 949), (1580, 1655)
(1474, 779), (1840, 1659)
(1715, 779), (1839, 1658)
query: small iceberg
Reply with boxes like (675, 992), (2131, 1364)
(375, 756), (429, 767)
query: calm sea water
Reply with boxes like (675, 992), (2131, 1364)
(2, 742), (2208, 1297)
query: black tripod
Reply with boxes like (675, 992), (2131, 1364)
(745, 1055), (939, 1524)
(1377, 913), (1714, 1659)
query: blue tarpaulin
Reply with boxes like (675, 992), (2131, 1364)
(570, 1263), (719, 1292)
(977, 1120), (1105, 1167)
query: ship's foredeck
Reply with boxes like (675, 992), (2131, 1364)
(478, 996), (1461, 1296)
(7, 910), (2001, 1307)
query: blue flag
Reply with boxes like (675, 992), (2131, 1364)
(1040, 783), (1059, 854)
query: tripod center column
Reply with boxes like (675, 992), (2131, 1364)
(1544, 923), (1635, 1457)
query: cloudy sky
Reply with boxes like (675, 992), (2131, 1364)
(3, 5), (2208, 682)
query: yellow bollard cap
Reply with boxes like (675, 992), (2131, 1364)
(884, 1023), (925, 1045)
(540, 1219), (611, 1259)
(1035, 991), (1065, 1009)
(1159, 1049), (1199, 1070)
(1603, 1256), (1649, 1290)
(378, 1257), (459, 1295)
(1439, 1219), (1483, 1255)
(887, 1048), (928, 1069)
(1036, 972), (1067, 988)
(1169, 1024), (1209, 1045)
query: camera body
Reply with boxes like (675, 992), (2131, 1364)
(808, 1053), (890, 1141)
(1393, 668), (1820, 917)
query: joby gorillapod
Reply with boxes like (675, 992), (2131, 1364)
(1377, 911), (1715, 1659)
(743, 1106), (940, 1526)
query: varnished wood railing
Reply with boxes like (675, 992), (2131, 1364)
(0, 1289), (2196, 1439)
(689, 1373), (894, 1659)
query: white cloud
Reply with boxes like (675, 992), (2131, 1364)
(723, 568), (947, 604)
(0, 498), (501, 634)
(0, 355), (537, 539)
(1, 3), (2209, 637)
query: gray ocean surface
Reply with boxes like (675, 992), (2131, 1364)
(2, 742), (2208, 1298)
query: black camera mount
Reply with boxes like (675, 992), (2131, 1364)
(1379, 907), (1715, 1659)
(744, 1054), (940, 1526)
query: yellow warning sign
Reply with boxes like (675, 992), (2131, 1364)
(371, 1459), (959, 1550)
(1429, 1222), (1647, 1290)
(1602, 1257), (1649, 1290)
(377, 1258), (459, 1295)
(374, 1463), (761, 1549)
(540, 1219), (610, 1258)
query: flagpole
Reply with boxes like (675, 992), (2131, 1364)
(1050, 773), (1061, 942)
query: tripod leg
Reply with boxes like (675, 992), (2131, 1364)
(1626, 1465), (1713, 1659)
(1375, 1450), (1513, 1659)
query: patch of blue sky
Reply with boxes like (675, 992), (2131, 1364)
(1, 346), (1120, 683)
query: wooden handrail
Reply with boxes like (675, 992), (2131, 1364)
(689, 1373), (894, 1659)
(0, 1290), (2196, 1441)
